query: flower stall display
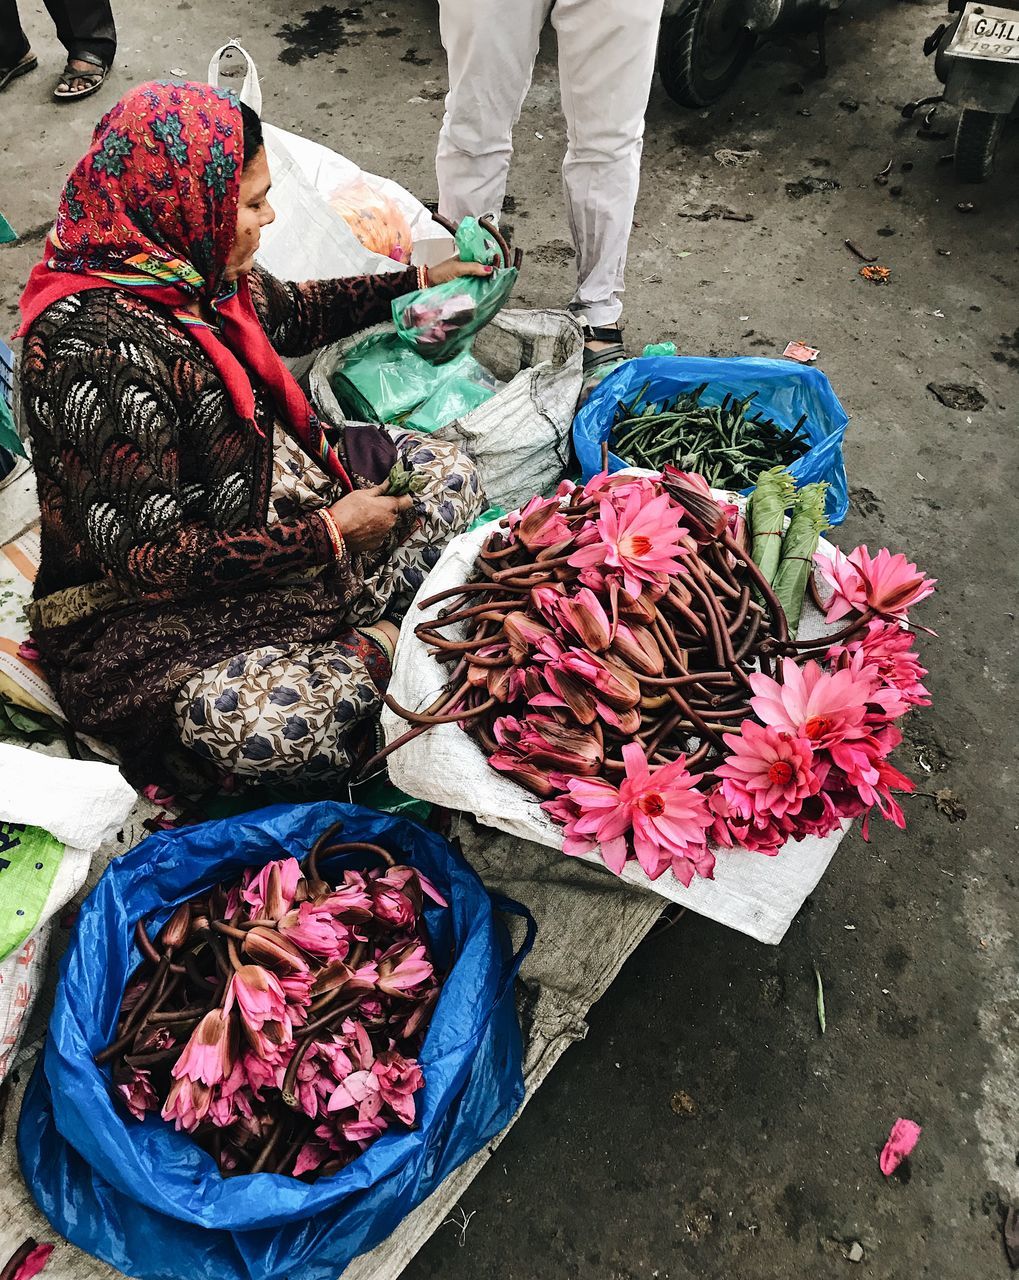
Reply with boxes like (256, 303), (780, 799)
(98, 827), (443, 1180)
(371, 468), (934, 895)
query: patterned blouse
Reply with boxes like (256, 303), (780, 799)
(19, 264), (418, 775)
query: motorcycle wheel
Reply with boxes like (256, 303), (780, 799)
(954, 109), (1005, 183)
(657, 1), (755, 108)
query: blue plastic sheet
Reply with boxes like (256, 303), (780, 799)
(572, 355), (851, 525)
(18, 802), (534, 1280)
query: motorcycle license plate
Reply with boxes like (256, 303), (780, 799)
(948, 3), (1019, 63)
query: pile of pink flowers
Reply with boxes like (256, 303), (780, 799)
(104, 842), (443, 1179)
(389, 471), (935, 889)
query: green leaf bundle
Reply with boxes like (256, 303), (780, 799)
(748, 467), (795, 585)
(772, 482), (828, 634)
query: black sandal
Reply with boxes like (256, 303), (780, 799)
(580, 323), (626, 373)
(53, 51), (109, 102)
(0, 51), (38, 93)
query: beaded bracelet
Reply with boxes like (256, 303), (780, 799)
(416, 264), (430, 291)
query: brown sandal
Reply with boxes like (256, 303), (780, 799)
(53, 51), (109, 102)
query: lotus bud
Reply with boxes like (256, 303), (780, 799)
(611, 622), (664, 675)
(529, 583), (566, 623)
(660, 465), (728, 539)
(504, 611), (553, 665)
(160, 902), (192, 950)
(518, 715), (604, 775)
(561, 649), (641, 711)
(243, 925), (310, 973)
(513, 495), (571, 551)
(487, 665), (512, 701)
(488, 751), (560, 797)
(598, 703), (642, 736)
(543, 661), (598, 724)
(554, 588), (612, 652)
(616, 586), (659, 625)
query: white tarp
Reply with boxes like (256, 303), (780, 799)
(383, 520), (849, 946)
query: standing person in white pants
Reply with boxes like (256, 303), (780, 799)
(435, 0), (665, 376)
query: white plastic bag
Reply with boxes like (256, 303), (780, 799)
(311, 309), (585, 512)
(0, 746), (136, 1080)
(207, 42), (454, 280)
(381, 521), (850, 946)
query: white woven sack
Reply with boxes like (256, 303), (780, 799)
(310, 309), (584, 512)
(0, 747), (136, 1080)
(207, 42), (454, 280)
(382, 519), (851, 945)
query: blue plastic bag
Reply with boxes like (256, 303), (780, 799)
(18, 802), (534, 1280)
(572, 355), (850, 525)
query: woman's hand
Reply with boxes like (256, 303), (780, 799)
(328, 485), (414, 556)
(426, 256), (496, 287)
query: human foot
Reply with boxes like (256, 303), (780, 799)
(53, 53), (109, 101)
(0, 50), (38, 93)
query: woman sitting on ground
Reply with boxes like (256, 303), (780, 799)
(18, 81), (488, 788)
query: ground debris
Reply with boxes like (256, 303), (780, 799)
(927, 382), (987, 411)
(786, 176), (841, 199)
(677, 204), (754, 222)
(670, 1090), (699, 1117)
(859, 265), (891, 284)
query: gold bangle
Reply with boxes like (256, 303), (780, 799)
(417, 264), (429, 291)
(319, 508), (344, 560)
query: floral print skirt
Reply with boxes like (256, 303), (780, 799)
(172, 431), (484, 782)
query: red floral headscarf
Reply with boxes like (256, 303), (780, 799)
(18, 80), (352, 490)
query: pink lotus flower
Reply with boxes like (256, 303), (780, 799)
(376, 943), (433, 997)
(117, 1068), (160, 1121)
(544, 742), (714, 885)
(373, 1050), (424, 1125)
(367, 880), (416, 930)
(543, 783), (631, 872)
(320, 877), (374, 921)
(749, 658), (875, 751)
(716, 721), (819, 820)
(827, 620), (931, 708)
(816, 546), (936, 624)
(707, 787), (787, 856)
(617, 742), (714, 885)
(225, 964), (292, 1049)
(279, 901), (350, 961)
(278, 969), (316, 1023)
(171, 1008), (236, 1088)
(508, 494), (572, 551)
(569, 487), (688, 597)
(241, 857), (302, 918)
(161, 1075), (210, 1131)
(880, 1117), (922, 1175)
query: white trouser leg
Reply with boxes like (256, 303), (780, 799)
(436, 0), (552, 221)
(552, 0), (665, 328)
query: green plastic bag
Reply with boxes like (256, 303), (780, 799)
(330, 331), (501, 432)
(392, 268), (518, 364)
(392, 215), (517, 364)
(0, 821), (66, 961)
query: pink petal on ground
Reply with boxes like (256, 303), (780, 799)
(879, 1117), (922, 1175)
(9, 1244), (54, 1280)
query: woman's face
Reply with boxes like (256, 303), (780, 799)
(224, 147), (275, 282)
